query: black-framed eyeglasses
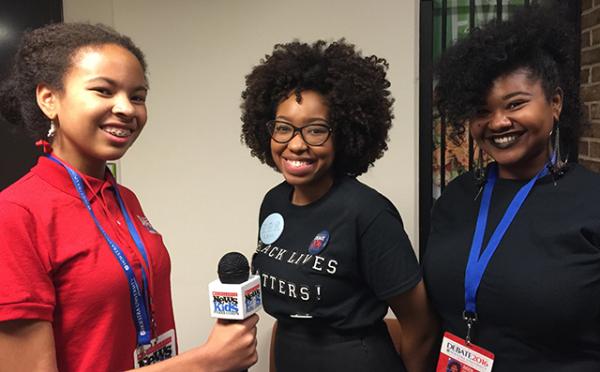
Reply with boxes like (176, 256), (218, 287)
(266, 120), (333, 146)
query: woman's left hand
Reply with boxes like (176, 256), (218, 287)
(387, 280), (440, 372)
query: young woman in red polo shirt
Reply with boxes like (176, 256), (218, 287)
(0, 23), (257, 371)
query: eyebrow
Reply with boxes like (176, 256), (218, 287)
(276, 115), (328, 123)
(86, 77), (148, 91)
(502, 91), (532, 100)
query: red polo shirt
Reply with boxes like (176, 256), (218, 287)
(0, 156), (176, 371)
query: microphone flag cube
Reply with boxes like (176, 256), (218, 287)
(208, 275), (262, 320)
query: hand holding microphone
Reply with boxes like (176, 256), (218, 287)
(205, 252), (261, 371)
(121, 253), (260, 371)
(202, 314), (259, 372)
(209, 252), (262, 320)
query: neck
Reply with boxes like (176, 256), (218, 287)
(291, 175), (334, 206)
(497, 149), (550, 180)
(52, 148), (107, 179)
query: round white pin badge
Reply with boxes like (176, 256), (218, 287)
(260, 213), (284, 244)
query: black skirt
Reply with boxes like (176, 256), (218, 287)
(274, 320), (407, 372)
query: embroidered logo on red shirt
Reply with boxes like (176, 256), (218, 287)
(137, 215), (158, 234)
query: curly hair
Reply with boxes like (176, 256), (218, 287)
(435, 5), (580, 153)
(241, 39), (394, 176)
(0, 22), (147, 140)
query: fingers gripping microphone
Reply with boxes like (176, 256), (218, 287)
(209, 253), (261, 372)
(209, 252), (262, 320)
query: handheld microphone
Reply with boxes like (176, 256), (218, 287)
(209, 252), (262, 320)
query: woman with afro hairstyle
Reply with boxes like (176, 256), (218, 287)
(0, 23), (259, 371)
(242, 40), (438, 372)
(423, 5), (600, 371)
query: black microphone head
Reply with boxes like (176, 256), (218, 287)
(218, 252), (250, 284)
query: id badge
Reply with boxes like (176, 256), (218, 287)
(133, 329), (177, 368)
(436, 332), (495, 372)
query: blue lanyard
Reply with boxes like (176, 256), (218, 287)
(47, 155), (153, 346)
(463, 162), (549, 341)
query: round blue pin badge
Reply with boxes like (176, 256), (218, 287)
(260, 213), (284, 244)
(308, 230), (330, 255)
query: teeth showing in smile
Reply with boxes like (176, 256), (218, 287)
(287, 160), (309, 167)
(493, 135), (517, 144)
(103, 126), (132, 138)
(490, 134), (520, 147)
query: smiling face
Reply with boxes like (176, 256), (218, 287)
(469, 68), (562, 179)
(271, 90), (335, 205)
(37, 43), (148, 178)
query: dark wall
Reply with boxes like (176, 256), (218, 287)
(0, 0), (62, 190)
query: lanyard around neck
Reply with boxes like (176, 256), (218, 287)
(47, 155), (153, 346)
(463, 162), (549, 341)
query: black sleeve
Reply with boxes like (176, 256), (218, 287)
(359, 209), (422, 300)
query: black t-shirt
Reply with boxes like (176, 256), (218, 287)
(423, 164), (600, 371)
(252, 176), (421, 330)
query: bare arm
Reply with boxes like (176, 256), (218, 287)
(126, 314), (259, 372)
(0, 314), (258, 372)
(387, 280), (439, 372)
(0, 320), (58, 372)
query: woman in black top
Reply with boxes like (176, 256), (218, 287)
(241, 40), (438, 372)
(424, 6), (600, 371)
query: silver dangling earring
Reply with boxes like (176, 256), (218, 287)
(548, 120), (567, 179)
(474, 147), (486, 200)
(47, 120), (56, 140)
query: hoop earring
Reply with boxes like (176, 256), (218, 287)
(47, 120), (56, 140)
(548, 120), (568, 179)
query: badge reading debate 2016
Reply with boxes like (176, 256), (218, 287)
(260, 213), (284, 244)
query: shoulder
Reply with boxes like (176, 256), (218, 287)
(542, 164), (600, 210)
(561, 164), (600, 190)
(114, 184), (150, 219)
(335, 177), (403, 223)
(434, 171), (477, 209)
(0, 198), (34, 224)
(260, 181), (291, 208)
(441, 170), (477, 198)
(0, 171), (48, 212)
(430, 171), (479, 230)
(258, 181), (291, 221)
(263, 180), (291, 199)
(115, 183), (141, 204)
(337, 176), (394, 206)
(0, 193), (38, 242)
(1, 172), (36, 200)
(533, 164), (600, 202)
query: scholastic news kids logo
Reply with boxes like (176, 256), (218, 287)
(212, 291), (239, 315)
(308, 230), (330, 255)
(244, 284), (262, 312)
